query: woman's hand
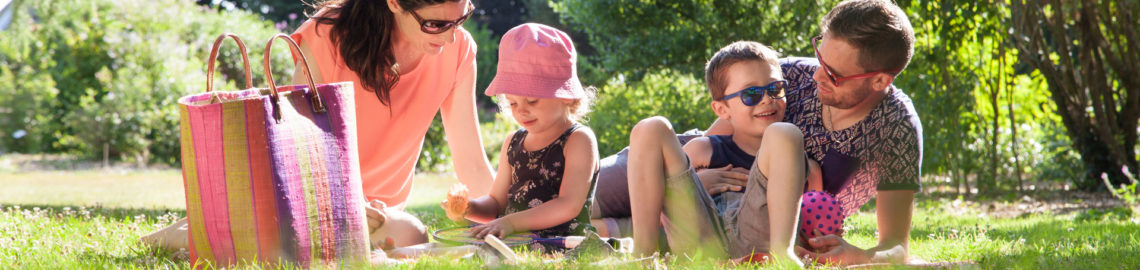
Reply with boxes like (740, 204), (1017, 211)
(696, 165), (750, 195)
(441, 183), (470, 222)
(469, 218), (516, 239)
(365, 200), (390, 247)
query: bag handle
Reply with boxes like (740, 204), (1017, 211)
(263, 33), (326, 122)
(206, 33), (254, 92)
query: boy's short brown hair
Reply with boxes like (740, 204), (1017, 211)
(704, 41), (781, 100)
(821, 0), (915, 74)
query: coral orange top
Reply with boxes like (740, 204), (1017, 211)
(291, 19), (479, 208)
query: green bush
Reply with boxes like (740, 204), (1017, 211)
(587, 70), (716, 156)
(469, 23), (500, 116)
(0, 0), (294, 165)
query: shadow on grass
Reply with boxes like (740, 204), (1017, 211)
(405, 203), (466, 233)
(0, 153), (172, 172)
(0, 203), (185, 222)
(71, 248), (187, 268)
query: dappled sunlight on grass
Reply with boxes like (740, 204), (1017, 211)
(1, 167), (1136, 268)
(0, 205), (188, 268)
(842, 198), (1140, 269)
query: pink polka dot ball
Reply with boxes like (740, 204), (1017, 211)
(800, 191), (844, 238)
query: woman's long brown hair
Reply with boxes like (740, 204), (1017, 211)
(309, 0), (456, 106)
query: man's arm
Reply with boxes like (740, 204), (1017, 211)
(867, 190), (914, 263)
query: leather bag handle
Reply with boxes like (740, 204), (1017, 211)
(263, 34), (326, 122)
(205, 33), (254, 92)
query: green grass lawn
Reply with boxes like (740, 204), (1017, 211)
(1, 167), (1138, 269)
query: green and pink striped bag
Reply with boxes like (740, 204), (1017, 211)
(177, 33), (368, 267)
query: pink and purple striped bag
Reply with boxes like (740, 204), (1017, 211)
(177, 33), (368, 267)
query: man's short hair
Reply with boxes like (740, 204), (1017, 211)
(821, 0), (915, 74)
(705, 41), (781, 100)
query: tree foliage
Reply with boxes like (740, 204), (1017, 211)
(197, 0), (309, 31)
(0, 0), (294, 165)
(553, 0), (839, 79)
(558, 0), (1090, 192)
(892, 1), (1078, 193)
(4, 0), (1133, 191)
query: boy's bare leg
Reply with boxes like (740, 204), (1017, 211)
(627, 117), (691, 256)
(754, 122), (807, 265)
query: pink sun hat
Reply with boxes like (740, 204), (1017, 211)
(484, 23), (585, 99)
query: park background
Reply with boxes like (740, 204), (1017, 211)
(0, 0), (1137, 268)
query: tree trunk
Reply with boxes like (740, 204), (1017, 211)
(1010, 0), (1140, 190)
(1007, 57), (1024, 193)
(987, 39), (1002, 192)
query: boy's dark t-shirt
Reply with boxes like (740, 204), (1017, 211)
(780, 57), (923, 217)
(706, 135), (757, 169)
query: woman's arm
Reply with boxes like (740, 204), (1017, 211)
(439, 42), (494, 197)
(462, 133), (515, 223)
(481, 129), (599, 234)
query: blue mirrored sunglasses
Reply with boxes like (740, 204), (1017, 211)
(718, 80), (787, 106)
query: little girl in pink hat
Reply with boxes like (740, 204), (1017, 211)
(442, 23), (600, 240)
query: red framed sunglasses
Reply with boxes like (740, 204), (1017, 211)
(409, 3), (476, 34)
(811, 35), (900, 85)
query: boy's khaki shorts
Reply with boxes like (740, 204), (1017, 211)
(720, 165), (774, 258)
(658, 168), (730, 258)
(600, 161), (796, 258)
(663, 163), (785, 259)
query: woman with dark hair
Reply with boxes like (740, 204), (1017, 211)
(140, 0), (492, 252)
(291, 0), (493, 208)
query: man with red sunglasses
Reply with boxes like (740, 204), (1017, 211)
(779, 0), (922, 266)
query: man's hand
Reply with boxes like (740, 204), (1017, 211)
(470, 218), (516, 239)
(696, 165), (750, 195)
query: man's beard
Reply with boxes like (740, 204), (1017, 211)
(819, 80), (874, 110)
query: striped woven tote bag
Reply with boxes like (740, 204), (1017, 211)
(176, 33), (368, 268)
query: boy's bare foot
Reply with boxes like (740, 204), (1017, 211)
(139, 218), (189, 251)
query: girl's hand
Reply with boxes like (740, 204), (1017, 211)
(441, 183), (469, 222)
(470, 218), (515, 239)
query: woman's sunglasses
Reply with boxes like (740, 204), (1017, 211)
(409, 3), (476, 34)
(718, 80), (787, 106)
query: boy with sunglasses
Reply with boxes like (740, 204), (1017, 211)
(626, 41), (815, 267)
